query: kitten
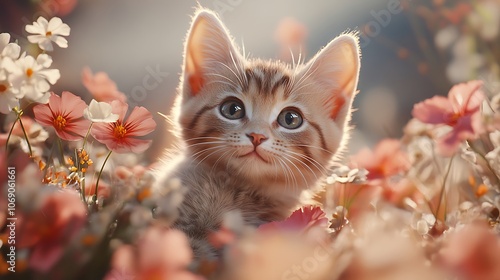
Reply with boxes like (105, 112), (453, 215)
(154, 8), (361, 258)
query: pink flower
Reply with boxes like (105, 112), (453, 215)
(91, 100), (156, 153)
(105, 227), (203, 280)
(439, 222), (500, 280)
(412, 80), (485, 156)
(44, 0), (78, 17)
(33, 91), (90, 141)
(17, 190), (87, 272)
(351, 139), (410, 181)
(275, 17), (308, 61)
(82, 67), (127, 103)
(259, 205), (327, 232)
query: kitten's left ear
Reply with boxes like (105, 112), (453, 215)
(182, 9), (243, 96)
(301, 34), (360, 125)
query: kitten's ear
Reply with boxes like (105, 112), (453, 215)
(301, 34), (360, 125)
(182, 9), (242, 96)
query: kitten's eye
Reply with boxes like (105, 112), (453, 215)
(277, 108), (303, 129)
(220, 99), (245, 120)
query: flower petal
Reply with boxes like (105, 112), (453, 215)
(33, 103), (55, 127)
(412, 96), (453, 125)
(52, 23), (70, 36)
(110, 100), (129, 121)
(124, 106), (156, 137)
(59, 91), (87, 120)
(52, 36), (68, 48)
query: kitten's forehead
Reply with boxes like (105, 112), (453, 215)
(240, 61), (296, 107)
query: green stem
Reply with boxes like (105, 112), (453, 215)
(93, 150), (112, 204)
(5, 117), (18, 154)
(18, 117), (33, 158)
(57, 137), (64, 162)
(82, 123), (93, 150)
(434, 155), (455, 222)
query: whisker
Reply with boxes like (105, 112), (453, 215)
(291, 144), (334, 155)
(281, 155), (308, 188)
(214, 60), (244, 89)
(285, 152), (322, 181)
(287, 150), (328, 174)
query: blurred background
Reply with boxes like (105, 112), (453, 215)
(2, 0), (498, 160)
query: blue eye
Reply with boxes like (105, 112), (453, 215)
(220, 99), (245, 120)
(278, 108), (303, 129)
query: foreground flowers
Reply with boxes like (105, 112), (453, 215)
(33, 91), (89, 141)
(91, 100), (156, 153)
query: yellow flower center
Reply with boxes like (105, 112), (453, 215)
(0, 84), (7, 93)
(26, 68), (34, 78)
(54, 115), (67, 130)
(113, 124), (127, 139)
(46, 31), (52, 36)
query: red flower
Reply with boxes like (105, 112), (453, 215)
(259, 205), (327, 232)
(91, 100), (156, 153)
(412, 80), (484, 156)
(33, 91), (90, 141)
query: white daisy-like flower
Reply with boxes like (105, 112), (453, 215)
(0, 33), (21, 62)
(0, 70), (20, 114)
(0, 34), (21, 114)
(83, 99), (119, 123)
(25, 17), (70, 51)
(327, 165), (368, 184)
(3, 53), (60, 103)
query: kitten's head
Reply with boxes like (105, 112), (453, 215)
(175, 9), (360, 191)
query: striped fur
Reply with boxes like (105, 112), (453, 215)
(154, 8), (361, 259)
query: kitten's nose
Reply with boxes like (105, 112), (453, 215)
(246, 133), (268, 146)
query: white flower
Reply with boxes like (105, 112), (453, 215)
(486, 147), (500, 176)
(0, 77), (19, 114)
(25, 17), (70, 51)
(0, 33), (20, 62)
(0, 70), (20, 114)
(327, 165), (368, 184)
(83, 99), (119, 123)
(3, 53), (60, 103)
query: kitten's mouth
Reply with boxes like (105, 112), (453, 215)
(239, 150), (269, 163)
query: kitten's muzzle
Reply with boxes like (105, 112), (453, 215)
(246, 133), (268, 147)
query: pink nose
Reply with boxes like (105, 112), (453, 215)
(246, 133), (268, 146)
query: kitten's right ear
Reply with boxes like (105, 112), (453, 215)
(182, 9), (242, 96)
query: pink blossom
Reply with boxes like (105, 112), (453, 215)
(412, 80), (485, 156)
(91, 100), (156, 153)
(439, 222), (500, 280)
(17, 190), (87, 272)
(105, 227), (203, 280)
(82, 67), (127, 103)
(259, 205), (327, 232)
(44, 0), (78, 17)
(351, 139), (410, 181)
(33, 91), (90, 141)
